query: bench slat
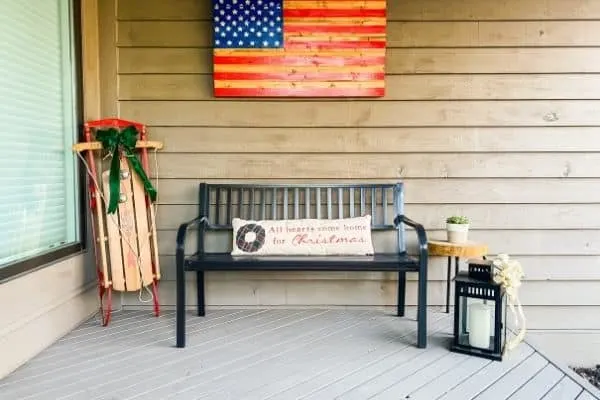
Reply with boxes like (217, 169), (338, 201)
(272, 188), (277, 220)
(316, 188), (322, 219)
(383, 187), (388, 225)
(338, 188), (343, 218)
(215, 188), (221, 225)
(327, 188), (332, 219)
(371, 187), (376, 225)
(226, 187), (232, 222)
(305, 187), (310, 218)
(250, 189), (255, 219)
(350, 187), (355, 217)
(185, 253), (419, 272)
(294, 188), (299, 219)
(237, 188), (243, 219)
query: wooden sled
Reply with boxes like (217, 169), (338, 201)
(73, 118), (162, 326)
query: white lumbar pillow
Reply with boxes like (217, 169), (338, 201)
(231, 215), (374, 256)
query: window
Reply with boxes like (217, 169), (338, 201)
(0, 0), (82, 281)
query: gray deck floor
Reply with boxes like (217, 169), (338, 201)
(1, 308), (599, 400)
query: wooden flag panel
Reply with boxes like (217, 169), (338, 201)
(212, 0), (387, 97)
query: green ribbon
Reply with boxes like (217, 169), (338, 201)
(96, 125), (157, 214)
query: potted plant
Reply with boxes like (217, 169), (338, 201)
(446, 215), (469, 243)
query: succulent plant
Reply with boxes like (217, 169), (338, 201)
(446, 215), (469, 224)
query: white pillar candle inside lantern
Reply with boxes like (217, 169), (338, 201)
(468, 303), (491, 348)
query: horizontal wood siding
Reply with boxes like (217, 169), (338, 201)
(111, 0), (600, 325)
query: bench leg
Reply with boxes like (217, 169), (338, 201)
(397, 271), (406, 317)
(417, 264), (428, 349)
(196, 271), (205, 317)
(176, 254), (186, 348)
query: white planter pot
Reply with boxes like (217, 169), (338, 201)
(447, 223), (469, 243)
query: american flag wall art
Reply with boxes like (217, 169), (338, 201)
(212, 0), (387, 97)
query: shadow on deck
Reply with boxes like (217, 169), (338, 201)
(1, 308), (599, 400)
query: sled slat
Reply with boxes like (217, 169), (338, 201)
(117, 160), (142, 291)
(131, 170), (154, 286)
(102, 171), (126, 291)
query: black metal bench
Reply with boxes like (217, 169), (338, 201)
(176, 183), (429, 348)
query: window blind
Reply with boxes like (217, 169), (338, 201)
(0, 0), (79, 266)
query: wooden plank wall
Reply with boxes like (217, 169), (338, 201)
(102, 0), (600, 329)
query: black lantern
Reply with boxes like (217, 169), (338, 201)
(467, 258), (493, 282)
(451, 271), (507, 361)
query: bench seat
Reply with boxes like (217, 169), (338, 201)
(185, 253), (420, 271)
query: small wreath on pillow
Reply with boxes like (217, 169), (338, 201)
(235, 223), (266, 253)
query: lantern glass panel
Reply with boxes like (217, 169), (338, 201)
(458, 296), (496, 351)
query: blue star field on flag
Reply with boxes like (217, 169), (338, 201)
(213, 0), (284, 49)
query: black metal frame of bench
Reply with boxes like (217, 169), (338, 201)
(176, 183), (429, 348)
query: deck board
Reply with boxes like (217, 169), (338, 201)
(542, 376), (584, 400)
(0, 309), (598, 400)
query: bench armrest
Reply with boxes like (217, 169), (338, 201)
(394, 215), (428, 267)
(176, 217), (208, 256)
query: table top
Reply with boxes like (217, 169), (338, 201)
(428, 239), (488, 258)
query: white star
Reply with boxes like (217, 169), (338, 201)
(257, 21), (261, 26)
(257, 31), (262, 37)
(233, 32), (237, 37)
(226, 26), (231, 31)
(268, 31), (273, 36)
(238, 40), (244, 45)
(263, 40), (269, 46)
(215, 27), (220, 32)
(250, 41), (255, 45)
(215, 16), (220, 22)
(274, 40), (280, 46)
(227, 40), (232, 45)
(263, 27), (268, 32)
(215, 39), (221, 45)
(244, 31), (249, 37)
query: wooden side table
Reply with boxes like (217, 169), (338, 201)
(428, 240), (488, 313)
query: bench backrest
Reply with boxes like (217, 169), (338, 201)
(199, 183), (406, 252)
